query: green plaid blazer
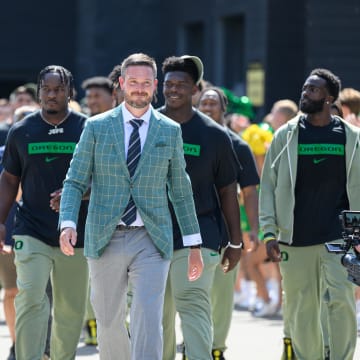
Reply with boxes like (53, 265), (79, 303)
(59, 104), (199, 259)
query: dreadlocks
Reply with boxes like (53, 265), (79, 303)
(108, 64), (122, 89)
(37, 65), (75, 101)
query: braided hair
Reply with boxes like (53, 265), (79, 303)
(37, 65), (75, 101)
(108, 65), (122, 89)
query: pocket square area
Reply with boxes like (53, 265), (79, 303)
(155, 142), (167, 147)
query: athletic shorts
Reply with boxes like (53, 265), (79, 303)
(0, 252), (17, 289)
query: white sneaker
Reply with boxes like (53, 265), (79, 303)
(266, 278), (280, 305)
(248, 296), (262, 312)
(252, 297), (278, 317)
(233, 290), (250, 310)
(233, 280), (256, 310)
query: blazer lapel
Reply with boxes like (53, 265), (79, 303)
(110, 105), (130, 177)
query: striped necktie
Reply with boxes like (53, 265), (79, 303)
(121, 119), (143, 225)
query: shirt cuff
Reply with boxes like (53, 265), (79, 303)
(60, 220), (76, 231)
(182, 233), (202, 247)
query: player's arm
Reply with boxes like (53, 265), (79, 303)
(0, 170), (20, 253)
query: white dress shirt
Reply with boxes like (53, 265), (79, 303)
(119, 104), (151, 226)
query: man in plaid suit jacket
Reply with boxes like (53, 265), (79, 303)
(58, 53), (203, 360)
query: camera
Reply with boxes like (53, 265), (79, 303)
(325, 210), (360, 286)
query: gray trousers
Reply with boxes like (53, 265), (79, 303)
(88, 228), (170, 360)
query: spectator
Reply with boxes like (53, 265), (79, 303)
(339, 87), (360, 126)
(81, 76), (114, 115)
(268, 99), (298, 131)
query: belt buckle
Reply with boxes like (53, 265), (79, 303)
(116, 225), (143, 231)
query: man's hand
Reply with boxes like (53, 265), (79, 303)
(0, 223), (7, 254)
(59, 227), (77, 256)
(247, 230), (260, 252)
(265, 240), (281, 262)
(50, 188), (62, 212)
(221, 246), (242, 273)
(188, 248), (204, 281)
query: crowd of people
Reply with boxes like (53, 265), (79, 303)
(0, 53), (360, 360)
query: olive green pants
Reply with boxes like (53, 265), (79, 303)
(163, 247), (219, 360)
(211, 258), (239, 351)
(13, 235), (88, 360)
(279, 243), (356, 360)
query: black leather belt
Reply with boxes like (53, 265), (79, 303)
(116, 225), (144, 231)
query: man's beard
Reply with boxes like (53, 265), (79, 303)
(124, 92), (152, 109)
(299, 97), (326, 114)
(45, 109), (59, 115)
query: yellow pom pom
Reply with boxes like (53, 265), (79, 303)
(242, 124), (273, 155)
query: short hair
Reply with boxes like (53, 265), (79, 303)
(199, 86), (228, 112)
(162, 56), (199, 84)
(81, 76), (113, 95)
(37, 65), (75, 100)
(339, 88), (360, 115)
(120, 53), (157, 78)
(10, 85), (37, 102)
(271, 99), (298, 120)
(108, 65), (122, 89)
(309, 68), (341, 100)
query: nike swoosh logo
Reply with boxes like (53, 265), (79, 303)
(313, 158), (326, 164)
(45, 156), (59, 163)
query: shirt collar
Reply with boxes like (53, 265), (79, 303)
(122, 104), (152, 124)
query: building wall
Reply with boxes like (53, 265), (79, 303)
(0, 0), (359, 119)
(305, 0), (360, 88)
(266, 0), (360, 113)
(172, 0), (267, 90)
(74, 0), (176, 102)
(265, 0), (306, 111)
(0, 0), (77, 97)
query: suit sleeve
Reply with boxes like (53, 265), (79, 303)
(59, 121), (95, 226)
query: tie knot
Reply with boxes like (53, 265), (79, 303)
(130, 119), (143, 129)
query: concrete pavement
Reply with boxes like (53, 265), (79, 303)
(1, 292), (359, 359)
